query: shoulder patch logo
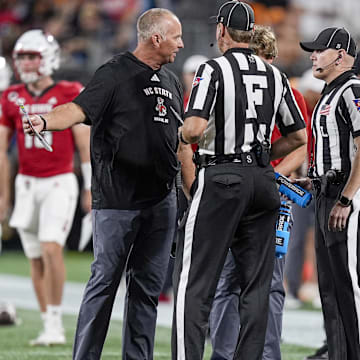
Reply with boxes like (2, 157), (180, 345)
(192, 77), (203, 87)
(319, 104), (331, 116)
(353, 99), (360, 112)
(150, 74), (160, 82)
(248, 55), (256, 63)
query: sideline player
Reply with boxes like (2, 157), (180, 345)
(209, 25), (309, 360)
(298, 27), (360, 360)
(0, 30), (91, 346)
(0, 56), (12, 234)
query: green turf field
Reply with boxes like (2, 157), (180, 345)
(0, 250), (93, 282)
(0, 308), (314, 360)
(0, 250), (315, 359)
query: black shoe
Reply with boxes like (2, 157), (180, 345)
(305, 343), (328, 359)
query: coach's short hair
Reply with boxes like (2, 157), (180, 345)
(137, 8), (178, 42)
(250, 25), (278, 60)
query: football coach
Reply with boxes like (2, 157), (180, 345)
(23, 7), (185, 360)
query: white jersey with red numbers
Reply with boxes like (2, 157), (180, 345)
(0, 81), (83, 177)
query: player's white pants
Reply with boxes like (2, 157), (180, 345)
(10, 173), (79, 258)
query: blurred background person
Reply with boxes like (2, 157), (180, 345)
(0, 29), (91, 346)
(0, 56), (17, 329)
(182, 54), (209, 108)
(0, 56), (12, 236)
(284, 68), (325, 310)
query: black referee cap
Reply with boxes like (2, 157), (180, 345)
(300, 27), (356, 57)
(210, 1), (255, 31)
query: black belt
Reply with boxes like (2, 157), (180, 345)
(193, 152), (258, 168)
(312, 170), (348, 193)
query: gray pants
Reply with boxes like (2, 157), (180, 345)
(285, 202), (315, 298)
(209, 251), (285, 360)
(73, 190), (177, 360)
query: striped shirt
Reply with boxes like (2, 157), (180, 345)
(311, 71), (360, 177)
(185, 47), (305, 155)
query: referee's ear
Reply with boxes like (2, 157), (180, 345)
(219, 24), (225, 38)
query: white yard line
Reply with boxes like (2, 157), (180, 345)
(0, 274), (325, 348)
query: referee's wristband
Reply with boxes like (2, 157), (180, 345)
(39, 115), (47, 131)
(179, 131), (189, 145)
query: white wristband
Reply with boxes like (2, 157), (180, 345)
(81, 162), (91, 190)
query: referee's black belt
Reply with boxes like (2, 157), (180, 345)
(312, 169), (348, 192)
(193, 152), (257, 168)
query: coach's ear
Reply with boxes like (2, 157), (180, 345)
(151, 33), (162, 48)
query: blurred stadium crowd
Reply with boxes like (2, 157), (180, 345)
(1, 0), (360, 310)
(0, 0), (359, 82)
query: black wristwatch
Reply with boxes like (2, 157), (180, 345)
(338, 195), (352, 207)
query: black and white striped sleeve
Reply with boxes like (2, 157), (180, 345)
(184, 62), (217, 121)
(340, 83), (360, 138)
(276, 73), (305, 136)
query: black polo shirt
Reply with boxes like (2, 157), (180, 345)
(73, 51), (183, 210)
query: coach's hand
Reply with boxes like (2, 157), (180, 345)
(292, 177), (312, 191)
(22, 114), (44, 135)
(328, 202), (351, 232)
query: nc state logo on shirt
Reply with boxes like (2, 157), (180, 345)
(155, 97), (167, 116)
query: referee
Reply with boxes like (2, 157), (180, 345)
(23, 8), (184, 360)
(209, 25), (309, 360)
(299, 27), (360, 360)
(172, 2), (306, 360)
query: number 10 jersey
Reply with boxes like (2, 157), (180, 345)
(0, 81), (83, 177)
